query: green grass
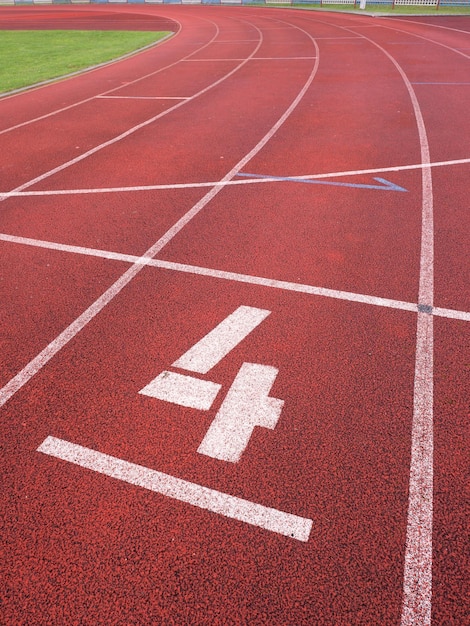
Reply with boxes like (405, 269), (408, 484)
(0, 30), (171, 94)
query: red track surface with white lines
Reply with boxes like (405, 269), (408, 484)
(0, 6), (468, 625)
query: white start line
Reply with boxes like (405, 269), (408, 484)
(38, 306), (305, 539)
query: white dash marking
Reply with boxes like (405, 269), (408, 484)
(0, 32), (319, 407)
(401, 312), (434, 626)
(173, 306), (271, 374)
(361, 32), (435, 626)
(37, 436), (313, 542)
(2, 157), (469, 199)
(96, 95), (190, 100)
(139, 371), (221, 411)
(2, 233), (469, 322)
(198, 363), (284, 463)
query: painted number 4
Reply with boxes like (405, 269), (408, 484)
(139, 306), (284, 462)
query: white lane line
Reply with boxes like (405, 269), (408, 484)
(198, 363), (283, 463)
(314, 36), (362, 40)
(0, 18), (238, 137)
(276, 157), (470, 185)
(0, 24), (320, 409)
(378, 42), (434, 626)
(183, 57), (317, 61)
(432, 307), (469, 322)
(412, 82), (470, 85)
(173, 306), (271, 374)
(139, 371), (221, 411)
(1, 232), (469, 322)
(304, 12), (441, 621)
(255, 56), (317, 60)
(96, 96), (190, 100)
(403, 310), (434, 626)
(0, 28), (264, 202)
(0, 33), (176, 102)
(2, 157), (468, 198)
(37, 436), (312, 542)
(344, 26), (435, 626)
(379, 17), (469, 51)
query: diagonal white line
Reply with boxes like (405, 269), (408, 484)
(1, 157), (468, 199)
(0, 24), (320, 410)
(173, 306), (271, 374)
(334, 23), (435, 626)
(96, 96), (190, 100)
(37, 436), (313, 542)
(0, 27), (263, 202)
(1, 232), (469, 322)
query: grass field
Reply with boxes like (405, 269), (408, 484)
(0, 6), (468, 94)
(0, 30), (171, 94)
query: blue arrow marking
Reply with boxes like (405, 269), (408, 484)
(236, 172), (407, 192)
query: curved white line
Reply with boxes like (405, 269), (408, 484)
(0, 18), (319, 414)
(1, 18), (266, 199)
(0, 32), (176, 101)
(0, 14), (221, 135)
(381, 15), (470, 37)
(376, 17), (470, 60)
(306, 13), (435, 624)
(2, 155), (467, 198)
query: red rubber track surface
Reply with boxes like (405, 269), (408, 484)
(0, 6), (468, 625)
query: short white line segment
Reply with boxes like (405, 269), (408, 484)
(173, 306), (271, 374)
(96, 95), (190, 100)
(37, 436), (313, 542)
(198, 363), (283, 463)
(0, 24), (320, 409)
(139, 371), (221, 411)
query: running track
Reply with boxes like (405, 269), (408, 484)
(0, 6), (468, 625)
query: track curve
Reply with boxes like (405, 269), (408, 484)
(0, 6), (468, 625)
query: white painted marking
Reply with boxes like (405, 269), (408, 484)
(315, 36), (362, 40)
(37, 436), (313, 542)
(0, 17), (220, 137)
(342, 27), (435, 626)
(1, 24), (263, 200)
(1, 233), (469, 322)
(139, 371), (221, 411)
(432, 307), (470, 322)
(198, 363), (284, 463)
(412, 82), (470, 86)
(384, 49), (434, 626)
(378, 18), (470, 60)
(0, 33), (176, 104)
(173, 306), (271, 374)
(96, 96), (190, 100)
(2, 157), (468, 199)
(0, 23), (320, 408)
(276, 157), (469, 186)
(183, 57), (317, 61)
(402, 311), (434, 626)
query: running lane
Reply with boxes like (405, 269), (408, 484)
(0, 7), (468, 626)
